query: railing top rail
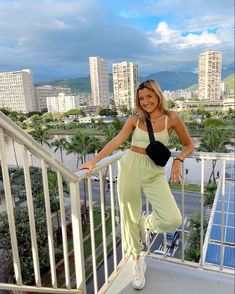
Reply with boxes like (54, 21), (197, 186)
(0, 112), (77, 182)
(75, 150), (234, 180)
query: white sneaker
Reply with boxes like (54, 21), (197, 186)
(132, 257), (146, 290)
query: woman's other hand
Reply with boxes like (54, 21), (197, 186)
(170, 159), (183, 184)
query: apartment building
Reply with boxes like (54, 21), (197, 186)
(198, 49), (222, 100)
(0, 69), (36, 113)
(47, 93), (80, 113)
(35, 85), (72, 112)
(163, 89), (192, 100)
(89, 56), (109, 106)
(112, 61), (139, 110)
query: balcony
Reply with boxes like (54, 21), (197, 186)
(0, 112), (234, 294)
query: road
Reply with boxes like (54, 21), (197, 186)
(79, 181), (202, 217)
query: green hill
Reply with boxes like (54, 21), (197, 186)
(223, 73), (234, 92)
(36, 75), (113, 94)
(41, 76), (91, 94)
(36, 69), (234, 94)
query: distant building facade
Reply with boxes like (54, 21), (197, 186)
(0, 69), (36, 113)
(163, 89), (192, 100)
(89, 56), (109, 106)
(47, 93), (80, 113)
(112, 61), (139, 110)
(198, 49), (222, 100)
(35, 85), (72, 112)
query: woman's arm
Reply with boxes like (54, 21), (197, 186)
(169, 111), (195, 183)
(78, 116), (136, 172)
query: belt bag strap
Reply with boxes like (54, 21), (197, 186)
(146, 117), (155, 143)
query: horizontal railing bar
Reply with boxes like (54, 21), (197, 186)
(75, 150), (234, 181)
(0, 112), (77, 182)
(0, 283), (81, 293)
(148, 253), (235, 276)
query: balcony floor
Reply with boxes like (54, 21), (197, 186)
(105, 255), (234, 294)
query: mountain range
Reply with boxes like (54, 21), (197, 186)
(37, 65), (234, 93)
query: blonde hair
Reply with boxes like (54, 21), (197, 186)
(135, 79), (168, 121)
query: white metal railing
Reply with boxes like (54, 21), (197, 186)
(0, 112), (85, 293)
(0, 111), (234, 294)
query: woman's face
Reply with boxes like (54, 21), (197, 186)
(138, 87), (159, 113)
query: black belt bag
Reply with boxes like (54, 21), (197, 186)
(145, 117), (171, 167)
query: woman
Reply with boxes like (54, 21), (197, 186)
(79, 79), (194, 290)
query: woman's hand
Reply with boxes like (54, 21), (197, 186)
(170, 159), (183, 184)
(77, 160), (96, 174)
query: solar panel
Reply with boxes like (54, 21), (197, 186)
(224, 246), (235, 268)
(225, 227), (235, 244)
(206, 243), (220, 265)
(205, 177), (235, 269)
(227, 213), (235, 226)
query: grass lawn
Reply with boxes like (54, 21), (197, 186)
(169, 183), (201, 192)
(47, 127), (104, 136)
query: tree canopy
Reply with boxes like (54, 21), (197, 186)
(0, 206), (58, 285)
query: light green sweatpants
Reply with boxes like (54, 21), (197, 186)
(117, 150), (182, 256)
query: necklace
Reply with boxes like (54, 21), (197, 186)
(149, 114), (163, 123)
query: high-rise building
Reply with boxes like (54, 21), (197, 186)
(89, 57), (109, 106)
(112, 61), (139, 110)
(46, 93), (80, 113)
(198, 49), (222, 100)
(35, 85), (72, 112)
(0, 69), (37, 113)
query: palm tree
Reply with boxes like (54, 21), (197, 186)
(66, 130), (93, 225)
(112, 118), (125, 134)
(29, 124), (50, 146)
(50, 138), (68, 163)
(66, 130), (93, 168)
(197, 128), (233, 183)
(168, 132), (183, 151)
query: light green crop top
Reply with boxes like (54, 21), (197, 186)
(131, 116), (170, 148)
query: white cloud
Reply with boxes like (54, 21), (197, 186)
(180, 31), (221, 48)
(149, 22), (221, 49)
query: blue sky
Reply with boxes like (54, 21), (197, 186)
(0, 0), (234, 82)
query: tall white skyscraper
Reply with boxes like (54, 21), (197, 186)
(112, 61), (139, 110)
(198, 49), (222, 100)
(89, 57), (109, 106)
(0, 69), (37, 113)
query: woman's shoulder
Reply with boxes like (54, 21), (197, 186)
(167, 110), (179, 118)
(126, 115), (139, 127)
(167, 111), (182, 126)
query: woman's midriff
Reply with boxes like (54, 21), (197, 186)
(129, 145), (147, 155)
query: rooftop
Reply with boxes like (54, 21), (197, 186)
(104, 255), (234, 294)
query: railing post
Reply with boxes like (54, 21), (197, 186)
(21, 145), (41, 286)
(181, 161), (185, 262)
(200, 158), (205, 266)
(41, 159), (57, 288)
(109, 165), (118, 271)
(99, 171), (109, 284)
(70, 182), (86, 293)
(220, 160), (226, 270)
(0, 129), (22, 285)
(57, 171), (71, 289)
